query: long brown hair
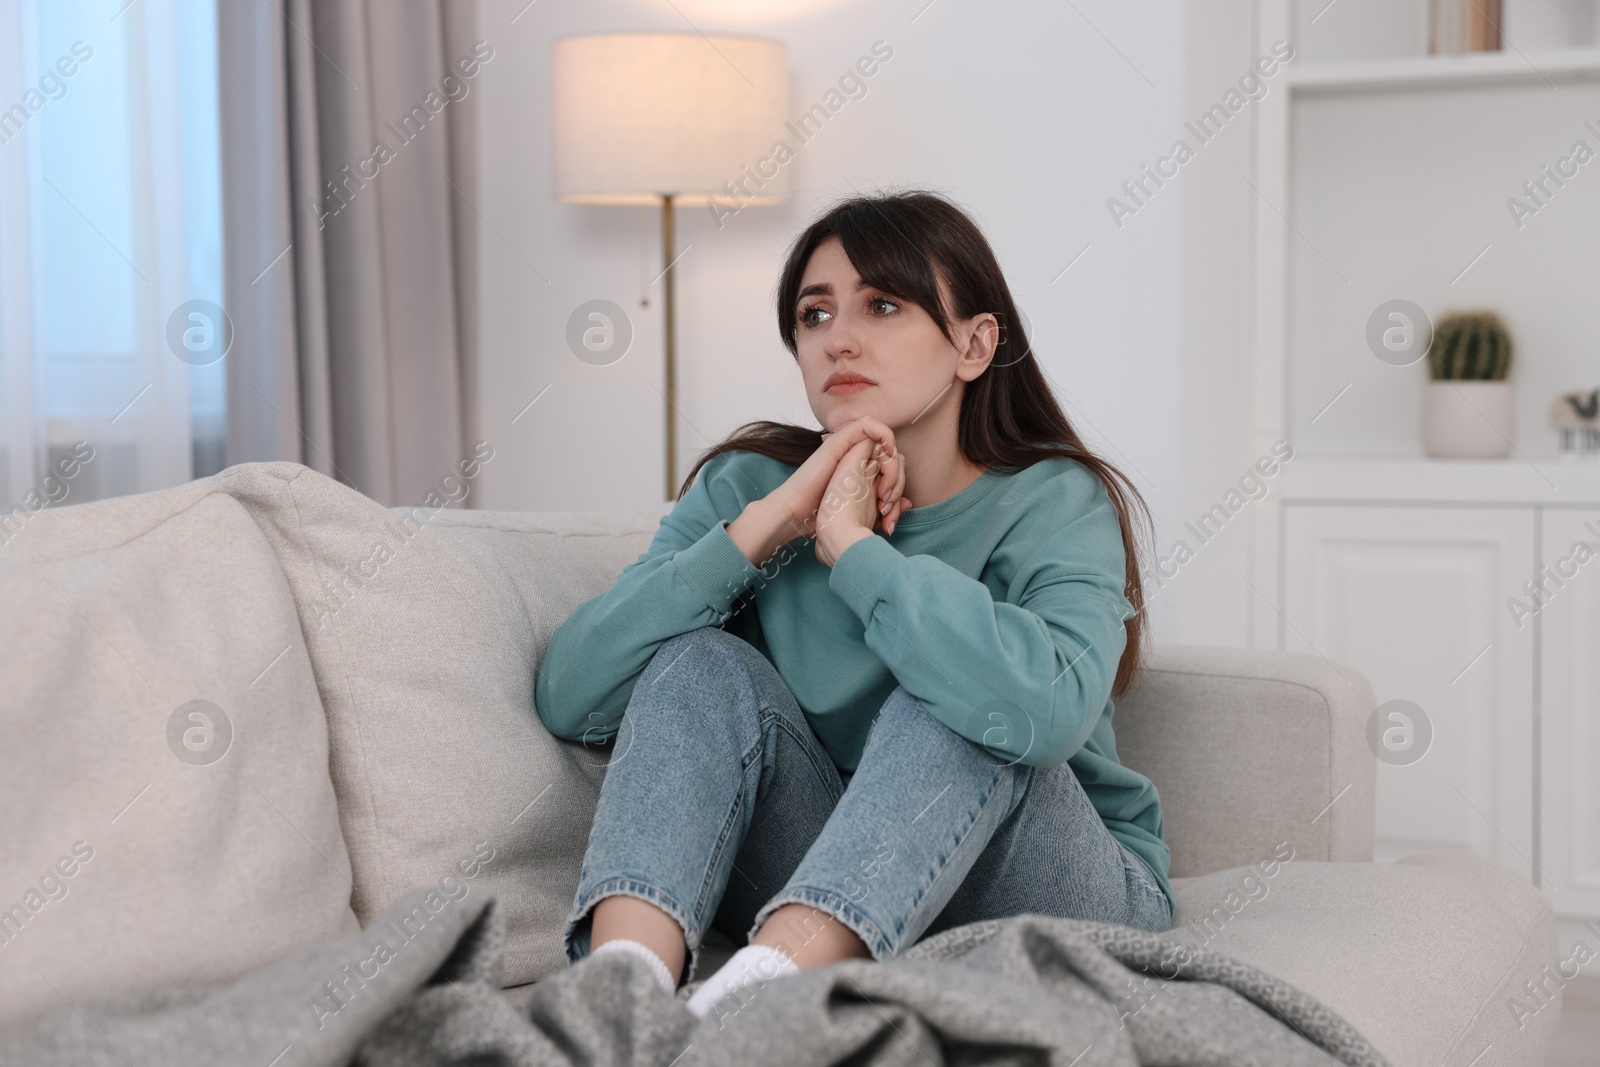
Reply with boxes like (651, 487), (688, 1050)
(677, 189), (1154, 698)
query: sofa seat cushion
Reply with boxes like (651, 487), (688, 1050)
(503, 854), (1556, 1067)
(0, 480), (359, 1032)
(1169, 851), (1557, 1067)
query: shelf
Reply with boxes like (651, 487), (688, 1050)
(1279, 458), (1600, 505)
(1287, 47), (1600, 94)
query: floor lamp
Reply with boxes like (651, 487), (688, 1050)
(552, 32), (787, 501)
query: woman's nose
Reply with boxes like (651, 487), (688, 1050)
(823, 318), (860, 359)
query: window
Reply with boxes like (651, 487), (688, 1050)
(0, 0), (222, 512)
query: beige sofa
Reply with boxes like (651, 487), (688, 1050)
(0, 462), (1559, 1064)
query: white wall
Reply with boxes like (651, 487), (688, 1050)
(469, 0), (1183, 634)
(1168, 0), (1261, 647)
(1171, 0), (1431, 647)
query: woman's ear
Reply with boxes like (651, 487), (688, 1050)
(958, 311), (1001, 382)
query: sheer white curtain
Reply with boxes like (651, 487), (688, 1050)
(0, 0), (222, 513)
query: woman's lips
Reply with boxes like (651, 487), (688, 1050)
(826, 380), (874, 394)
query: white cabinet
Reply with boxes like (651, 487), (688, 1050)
(1283, 505), (1536, 878)
(1539, 508), (1600, 917)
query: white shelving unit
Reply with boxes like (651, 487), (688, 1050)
(1287, 45), (1600, 92)
(1250, 1), (1600, 953)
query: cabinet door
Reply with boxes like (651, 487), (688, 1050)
(1539, 508), (1600, 917)
(1283, 505), (1536, 879)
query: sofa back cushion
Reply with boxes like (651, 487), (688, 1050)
(0, 480), (359, 1032)
(1113, 644), (1375, 877)
(216, 462), (669, 987)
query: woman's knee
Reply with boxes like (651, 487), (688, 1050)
(635, 626), (777, 721)
(868, 686), (1019, 764)
(862, 687), (1031, 803)
(646, 626), (753, 683)
(870, 687), (1030, 812)
(654, 624), (744, 655)
(869, 684), (934, 728)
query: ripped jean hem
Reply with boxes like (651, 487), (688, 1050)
(747, 884), (895, 962)
(563, 877), (702, 985)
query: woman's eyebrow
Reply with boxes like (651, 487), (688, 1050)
(796, 279), (868, 302)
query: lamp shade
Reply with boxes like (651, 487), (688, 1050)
(552, 32), (788, 206)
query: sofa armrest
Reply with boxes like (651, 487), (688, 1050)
(1112, 644), (1376, 878)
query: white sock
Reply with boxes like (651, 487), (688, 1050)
(589, 938), (677, 995)
(684, 943), (799, 1022)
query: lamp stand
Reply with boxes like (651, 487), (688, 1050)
(661, 193), (677, 502)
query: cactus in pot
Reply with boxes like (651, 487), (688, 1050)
(1427, 310), (1514, 380)
(1423, 309), (1515, 458)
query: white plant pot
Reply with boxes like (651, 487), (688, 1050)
(1423, 380), (1514, 459)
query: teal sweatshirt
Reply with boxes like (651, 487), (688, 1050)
(534, 448), (1172, 908)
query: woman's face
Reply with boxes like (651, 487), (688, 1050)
(793, 236), (993, 433)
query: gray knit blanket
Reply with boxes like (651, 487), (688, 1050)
(0, 885), (1389, 1067)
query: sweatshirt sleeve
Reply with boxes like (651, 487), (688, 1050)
(534, 451), (772, 744)
(825, 465), (1132, 769)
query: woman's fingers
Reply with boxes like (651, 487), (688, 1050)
(875, 451), (900, 510)
(827, 416), (897, 464)
(872, 446), (909, 535)
(895, 497), (911, 532)
(878, 495), (911, 536)
(874, 440), (905, 515)
(845, 425), (905, 531)
(819, 416), (909, 531)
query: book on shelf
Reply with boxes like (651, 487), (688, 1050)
(1430, 0), (1504, 54)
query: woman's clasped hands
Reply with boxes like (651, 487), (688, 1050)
(765, 416), (912, 568)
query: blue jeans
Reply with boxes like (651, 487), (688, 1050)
(562, 626), (1171, 984)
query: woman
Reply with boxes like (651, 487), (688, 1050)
(534, 189), (1171, 1023)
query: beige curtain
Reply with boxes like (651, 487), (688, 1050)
(218, 0), (481, 507)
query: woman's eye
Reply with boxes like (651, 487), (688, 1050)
(868, 296), (899, 316)
(799, 304), (832, 327)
